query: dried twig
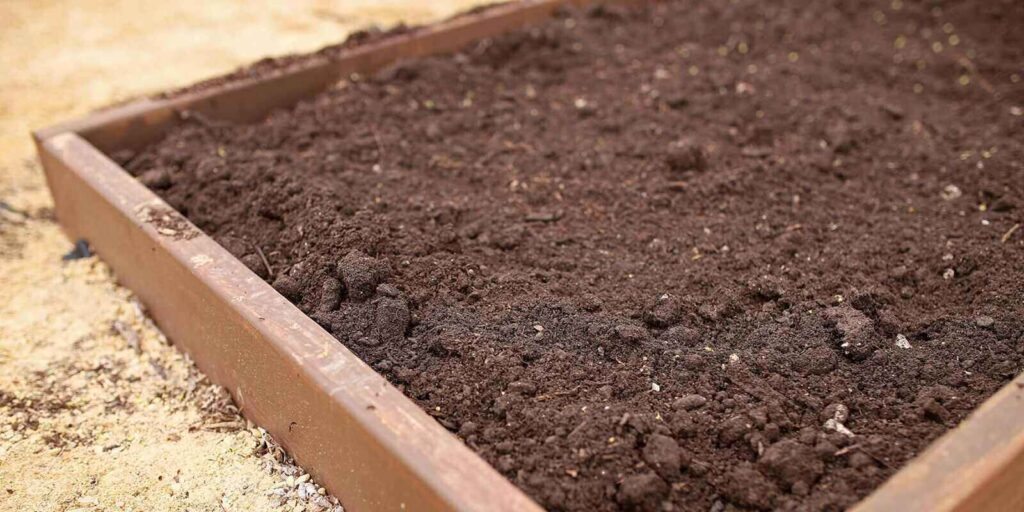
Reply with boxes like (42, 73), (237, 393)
(178, 109), (230, 129)
(524, 211), (563, 223)
(112, 320), (142, 355)
(250, 242), (274, 278)
(1001, 223), (1020, 244)
(202, 421), (245, 431)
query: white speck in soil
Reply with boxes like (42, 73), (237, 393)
(895, 334), (912, 349)
(823, 418), (855, 437)
(941, 184), (962, 200)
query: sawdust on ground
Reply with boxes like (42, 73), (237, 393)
(0, 1), (482, 511)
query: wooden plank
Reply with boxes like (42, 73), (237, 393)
(853, 373), (1024, 511)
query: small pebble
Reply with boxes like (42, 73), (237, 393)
(824, 418), (855, 437)
(940, 184), (962, 201)
(895, 334), (912, 349)
(975, 315), (995, 328)
(822, 403), (849, 423)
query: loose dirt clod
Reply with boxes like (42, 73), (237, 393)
(672, 394), (707, 411)
(643, 295), (682, 328)
(139, 168), (173, 189)
(615, 324), (650, 344)
(373, 296), (411, 344)
(720, 463), (777, 509)
(316, 277), (343, 312)
(616, 472), (669, 512)
(272, 275), (303, 302)
(338, 250), (381, 302)
(664, 139), (708, 175)
(825, 306), (879, 362)
(760, 439), (825, 490)
(642, 433), (685, 479)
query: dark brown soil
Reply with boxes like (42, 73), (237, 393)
(117, 1), (1024, 510)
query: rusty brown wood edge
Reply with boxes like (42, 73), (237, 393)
(851, 373), (1024, 512)
(30, 0), (1024, 510)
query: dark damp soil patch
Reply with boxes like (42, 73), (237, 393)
(118, 1), (1024, 510)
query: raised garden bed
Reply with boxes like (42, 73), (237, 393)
(35, 0), (1024, 511)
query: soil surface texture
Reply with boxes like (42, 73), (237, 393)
(119, 1), (1024, 510)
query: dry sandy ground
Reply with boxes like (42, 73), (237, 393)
(0, 1), (481, 511)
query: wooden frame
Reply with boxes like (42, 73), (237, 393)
(32, 1), (1024, 510)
